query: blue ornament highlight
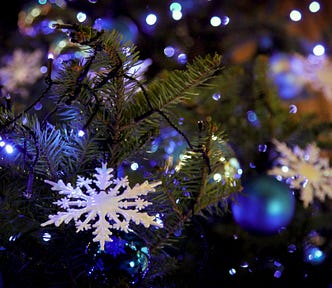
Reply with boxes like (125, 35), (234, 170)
(231, 175), (296, 235)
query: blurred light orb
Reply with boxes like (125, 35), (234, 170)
(289, 104), (298, 114)
(177, 53), (187, 64)
(210, 16), (221, 27)
(164, 46), (175, 57)
(5, 144), (14, 154)
(172, 10), (183, 20)
(309, 1), (320, 13)
(289, 10), (302, 21)
(221, 16), (230, 25)
(304, 246), (325, 265)
(76, 12), (87, 23)
(312, 44), (325, 56)
(146, 13), (157, 25)
(231, 175), (295, 235)
(170, 2), (182, 12)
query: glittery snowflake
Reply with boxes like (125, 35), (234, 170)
(41, 163), (163, 250)
(268, 139), (332, 208)
(0, 49), (43, 97)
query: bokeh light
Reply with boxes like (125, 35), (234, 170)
(309, 1), (320, 13)
(210, 16), (221, 27)
(289, 10), (302, 21)
(146, 13), (157, 25)
(312, 44), (325, 56)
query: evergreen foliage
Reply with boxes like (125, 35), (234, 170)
(0, 24), (239, 287)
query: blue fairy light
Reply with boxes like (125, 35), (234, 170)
(42, 232), (52, 242)
(221, 16), (230, 25)
(304, 246), (325, 265)
(34, 102), (43, 111)
(229, 268), (236, 275)
(212, 92), (221, 100)
(177, 53), (187, 64)
(288, 244), (297, 253)
(78, 130), (85, 137)
(5, 144), (14, 154)
(274, 270), (282, 278)
(289, 104), (298, 114)
(164, 46), (175, 57)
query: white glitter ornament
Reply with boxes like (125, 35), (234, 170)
(41, 163), (162, 250)
(268, 139), (332, 208)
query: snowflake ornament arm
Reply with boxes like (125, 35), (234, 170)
(41, 163), (163, 250)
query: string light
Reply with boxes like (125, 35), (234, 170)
(76, 12), (87, 23)
(309, 1), (320, 13)
(289, 10), (302, 22)
(210, 16), (221, 27)
(146, 13), (157, 25)
(312, 44), (325, 56)
(5, 144), (14, 154)
(78, 130), (85, 137)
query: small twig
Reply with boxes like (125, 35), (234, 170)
(128, 75), (212, 173)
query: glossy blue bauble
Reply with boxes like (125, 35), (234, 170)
(231, 175), (296, 235)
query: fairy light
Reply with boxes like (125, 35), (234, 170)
(172, 10), (182, 20)
(221, 16), (230, 25)
(289, 10), (302, 21)
(309, 1), (320, 13)
(169, 2), (182, 12)
(312, 44), (325, 56)
(5, 144), (14, 154)
(47, 53), (54, 78)
(130, 162), (139, 171)
(76, 12), (87, 23)
(164, 46), (175, 57)
(210, 16), (221, 27)
(78, 130), (85, 137)
(146, 13), (157, 25)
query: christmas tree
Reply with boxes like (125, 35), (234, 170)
(0, 1), (332, 287)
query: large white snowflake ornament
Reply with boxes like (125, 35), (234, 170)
(41, 163), (163, 250)
(268, 139), (332, 208)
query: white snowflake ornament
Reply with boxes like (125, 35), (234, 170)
(41, 163), (163, 250)
(0, 49), (43, 97)
(268, 139), (332, 208)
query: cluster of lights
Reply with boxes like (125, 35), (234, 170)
(288, 2), (325, 56)
(170, 2), (183, 21)
(289, 1), (320, 22)
(0, 136), (14, 154)
(210, 15), (230, 27)
(163, 45), (188, 64)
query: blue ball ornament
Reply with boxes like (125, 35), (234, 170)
(85, 233), (150, 287)
(231, 175), (296, 235)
